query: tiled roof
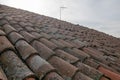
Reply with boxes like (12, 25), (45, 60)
(0, 4), (120, 80)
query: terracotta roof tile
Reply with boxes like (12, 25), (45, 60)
(72, 48), (90, 58)
(19, 22), (29, 27)
(8, 32), (24, 44)
(48, 56), (78, 79)
(40, 32), (52, 39)
(0, 50), (36, 80)
(50, 39), (66, 49)
(0, 36), (14, 53)
(98, 66), (120, 80)
(11, 24), (24, 31)
(55, 49), (79, 63)
(31, 40), (55, 60)
(75, 62), (103, 79)
(73, 72), (93, 80)
(58, 39), (74, 48)
(98, 62), (119, 74)
(25, 27), (36, 32)
(30, 32), (43, 39)
(15, 40), (38, 60)
(66, 40), (81, 48)
(84, 58), (100, 69)
(19, 30), (36, 43)
(72, 39), (88, 48)
(3, 24), (17, 34)
(39, 38), (58, 50)
(64, 48), (89, 62)
(83, 47), (108, 64)
(0, 19), (9, 26)
(84, 47), (104, 55)
(26, 55), (55, 79)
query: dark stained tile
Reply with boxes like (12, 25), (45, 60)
(86, 47), (104, 55)
(55, 49), (79, 64)
(44, 72), (64, 80)
(12, 24), (24, 31)
(15, 40), (38, 60)
(25, 26), (36, 32)
(19, 30), (36, 43)
(0, 14), (4, 19)
(72, 39), (87, 48)
(84, 58), (100, 69)
(50, 39), (66, 49)
(49, 33), (66, 40)
(3, 24), (16, 34)
(9, 20), (18, 24)
(58, 39), (74, 48)
(72, 48), (90, 58)
(66, 40), (81, 48)
(26, 55), (55, 79)
(0, 50), (36, 80)
(30, 32), (43, 39)
(64, 48), (89, 62)
(73, 72), (93, 80)
(0, 36), (14, 53)
(19, 22), (29, 27)
(43, 27), (58, 34)
(31, 40), (55, 60)
(34, 27), (41, 33)
(0, 19), (9, 26)
(39, 38), (58, 50)
(8, 32), (24, 44)
(5, 16), (13, 21)
(40, 32), (52, 39)
(48, 56), (78, 79)
(83, 47), (108, 64)
(75, 62), (103, 80)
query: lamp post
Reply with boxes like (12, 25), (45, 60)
(60, 6), (67, 20)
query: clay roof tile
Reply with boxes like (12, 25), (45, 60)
(0, 50), (36, 80)
(15, 40), (38, 60)
(0, 36), (15, 53)
(3, 24), (16, 34)
(48, 56), (78, 79)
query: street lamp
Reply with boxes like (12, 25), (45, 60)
(60, 6), (67, 20)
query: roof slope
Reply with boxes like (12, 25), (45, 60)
(0, 4), (120, 80)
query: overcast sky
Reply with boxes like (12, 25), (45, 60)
(0, 0), (120, 38)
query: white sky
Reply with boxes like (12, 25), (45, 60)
(0, 0), (120, 38)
